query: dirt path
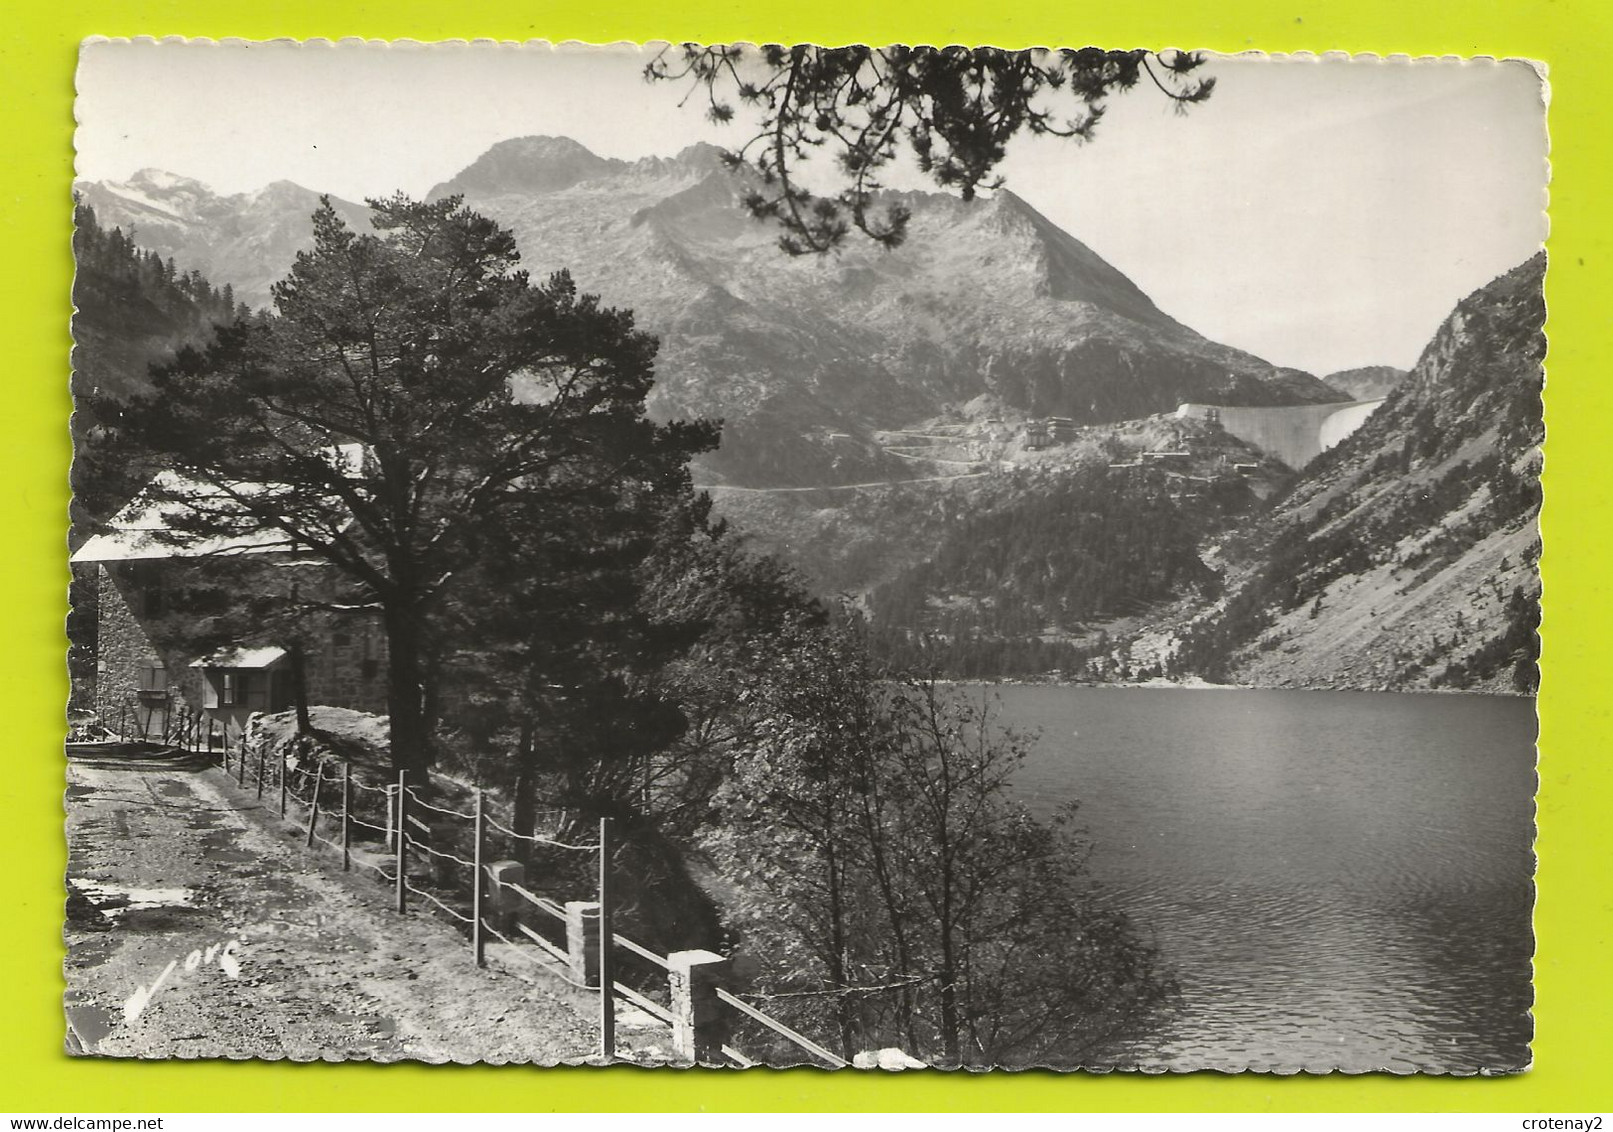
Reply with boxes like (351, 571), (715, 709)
(64, 759), (599, 1063)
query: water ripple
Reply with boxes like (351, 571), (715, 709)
(994, 686), (1536, 1072)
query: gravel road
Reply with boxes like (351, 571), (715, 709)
(64, 758), (599, 1063)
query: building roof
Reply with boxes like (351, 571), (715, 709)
(71, 445), (365, 565)
(189, 646), (288, 670)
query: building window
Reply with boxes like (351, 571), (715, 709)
(220, 671), (251, 706)
(138, 665), (165, 692)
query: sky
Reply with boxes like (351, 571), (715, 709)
(75, 40), (1548, 377)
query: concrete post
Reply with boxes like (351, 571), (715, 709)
(394, 770), (407, 914)
(668, 949), (731, 1065)
(341, 763), (352, 873)
(564, 901), (602, 988)
(596, 816), (616, 1062)
(305, 760), (324, 848)
(485, 860), (525, 936)
(472, 790), (485, 968)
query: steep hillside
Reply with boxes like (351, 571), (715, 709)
(707, 413), (1286, 677)
(72, 199), (243, 403)
(74, 170), (372, 313)
(1175, 255), (1545, 693)
(77, 138), (1342, 488)
(71, 199), (250, 521)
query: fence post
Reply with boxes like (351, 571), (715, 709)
(341, 763), (352, 872)
(564, 901), (602, 987)
(255, 736), (265, 801)
(278, 748), (288, 818)
(221, 723), (230, 776)
(597, 816), (616, 1062)
(394, 770), (408, 914)
(486, 860), (524, 937)
(668, 950), (732, 1065)
(236, 726), (245, 786)
(472, 790), (486, 968)
(385, 785), (397, 851)
(305, 761), (324, 848)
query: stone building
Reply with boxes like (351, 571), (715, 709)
(71, 460), (387, 742)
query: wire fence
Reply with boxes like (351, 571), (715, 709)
(197, 719), (855, 1069)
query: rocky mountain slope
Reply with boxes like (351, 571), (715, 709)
(433, 139), (1342, 484)
(1174, 255), (1545, 693)
(77, 138), (1342, 487)
(1323, 365), (1408, 400)
(74, 170), (373, 317)
(708, 411), (1289, 677)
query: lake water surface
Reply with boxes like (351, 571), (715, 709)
(991, 685), (1536, 1073)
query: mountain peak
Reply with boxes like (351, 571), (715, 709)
(250, 179), (322, 205)
(621, 141), (736, 182)
(124, 168), (210, 194)
(428, 136), (626, 200)
(967, 188), (1171, 327)
(491, 135), (604, 162)
(990, 187), (1032, 212)
(671, 141), (729, 168)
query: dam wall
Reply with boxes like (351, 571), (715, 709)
(1177, 399), (1385, 469)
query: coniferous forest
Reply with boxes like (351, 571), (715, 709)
(867, 464), (1238, 677)
(72, 201), (247, 402)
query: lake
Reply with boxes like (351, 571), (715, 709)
(991, 685), (1536, 1073)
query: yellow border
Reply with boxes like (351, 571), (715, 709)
(5, 0), (1609, 1114)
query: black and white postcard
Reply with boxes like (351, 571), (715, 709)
(66, 40), (1546, 1072)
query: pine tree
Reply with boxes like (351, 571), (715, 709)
(107, 194), (717, 776)
(647, 45), (1213, 253)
